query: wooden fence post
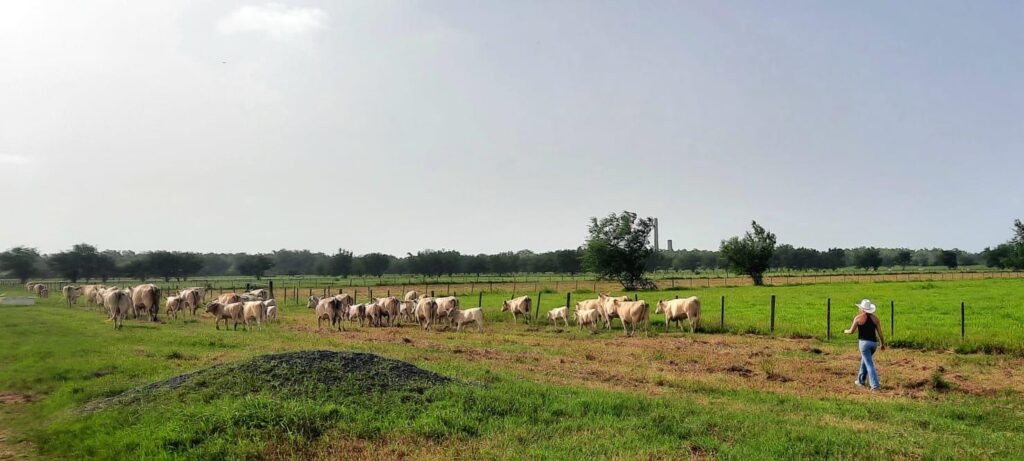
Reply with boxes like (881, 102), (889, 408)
(826, 298), (831, 341)
(565, 292), (571, 311)
(536, 291), (542, 321)
(961, 301), (965, 339)
(720, 295), (725, 329)
(478, 291), (483, 307)
(890, 301), (894, 338)
(770, 295), (776, 332)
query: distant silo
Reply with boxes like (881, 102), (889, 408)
(653, 218), (659, 251)
(667, 239), (673, 251)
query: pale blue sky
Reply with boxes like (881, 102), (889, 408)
(1, 1), (1021, 254)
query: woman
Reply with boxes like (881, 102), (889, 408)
(844, 299), (885, 390)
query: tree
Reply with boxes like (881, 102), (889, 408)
(326, 249), (353, 277)
(358, 253), (392, 277)
(939, 250), (958, 269)
(237, 255), (274, 279)
(178, 253), (205, 280)
(822, 248), (846, 270)
(0, 247), (41, 283)
(146, 251), (181, 282)
(720, 221), (776, 286)
(582, 211), (656, 290)
(894, 249), (913, 269)
(47, 244), (102, 282)
(94, 253), (117, 282)
(121, 259), (150, 280)
(553, 249), (582, 275)
(853, 248), (883, 270)
(981, 220), (1024, 270)
(48, 252), (82, 282)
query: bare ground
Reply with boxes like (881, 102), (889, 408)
(287, 320), (1024, 402)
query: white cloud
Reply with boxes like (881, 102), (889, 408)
(218, 3), (327, 39)
(0, 154), (31, 165)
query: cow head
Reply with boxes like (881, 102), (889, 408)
(655, 300), (665, 314)
(205, 301), (222, 314)
(307, 295), (319, 308)
(501, 300), (510, 312)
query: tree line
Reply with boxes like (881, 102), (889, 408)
(1, 217), (1020, 285)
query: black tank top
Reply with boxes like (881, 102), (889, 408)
(858, 315), (877, 342)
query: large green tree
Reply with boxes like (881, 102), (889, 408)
(582, 211), (656, 290)
(47, 243), (102, 282)
(325, 249), (353, 277)
(894, 249), (913, 269)
(986, 219), (1024, 269)
(720, 221), (777, 285)
(0, 246), (42, 283)
(853, 247), (883, 270)
(938, 250), (959, 269)
(237, 255), (274, 280)
(357, 253), (392, 277)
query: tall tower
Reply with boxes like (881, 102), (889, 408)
(653, 218), (659, 251)
(667, 239), (673, 252)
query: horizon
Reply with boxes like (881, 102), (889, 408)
(2, 1), (1021, 255)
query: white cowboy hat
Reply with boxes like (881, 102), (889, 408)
(855, 299), (876, 314)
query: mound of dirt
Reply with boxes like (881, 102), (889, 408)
(82, 351), (450, 413)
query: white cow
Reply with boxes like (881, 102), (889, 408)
(452, 308), (484, 333)
(546, 306), (570, 327)
(656, 297), (701, 333)
(501, 296), (532, 324)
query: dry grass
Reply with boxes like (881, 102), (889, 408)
(283, 317), (1024, 402)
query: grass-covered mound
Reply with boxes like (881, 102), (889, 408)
(82, 351), (450, 413)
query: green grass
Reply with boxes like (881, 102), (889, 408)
(2, 280), (1024, 458)
(431, 279), (1024, 355)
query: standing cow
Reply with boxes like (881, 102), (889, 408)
(131, 284), (162, 321)
(501, 296), (532, 324)
(611, 298), (649, 337)
(61, 286), (81, 307)
(656, 297), (701, 333)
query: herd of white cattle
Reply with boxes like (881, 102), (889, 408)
(26, 282), (702, 336)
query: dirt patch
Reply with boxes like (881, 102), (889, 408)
(724, 365), (754, 378)
(281, 316), (1024, 402)
(81, 351), (451, 413)
(0, 393), (39, 405)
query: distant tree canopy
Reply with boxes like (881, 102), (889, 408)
(895, 249), (913, 268)
(47, 244), (110, 283)
(582, 211), (656, 290)
(720, 221), (776, 285)
(939, 250), (959, 269)
(355, 253), (392, 277)
(325, 249), (354, 277)
(12, 219), (1015, 282)
(984, 219), (1024, 270)
(0, 246), (42, 283)
(142, 251), (204, 282)
(853, 247), (883, 271)
(236, 255), (274, 280)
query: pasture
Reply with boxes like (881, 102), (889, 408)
(1, 279), (1023, 459)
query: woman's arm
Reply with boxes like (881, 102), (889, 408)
(844, 316), (860, 334)
(873, 314), (885, 350)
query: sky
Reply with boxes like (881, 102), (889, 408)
(1, 1), (1021, 255)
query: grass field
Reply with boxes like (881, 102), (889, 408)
(1, 279), (1023, 459)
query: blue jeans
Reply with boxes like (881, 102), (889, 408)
(857, 340), (880, 389)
